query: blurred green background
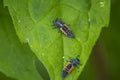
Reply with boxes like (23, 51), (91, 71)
(0, 0), (120, 80)
(79, 0), (120, 80)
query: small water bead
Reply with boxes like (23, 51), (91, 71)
(18, 19), (21, 23)
(100, 1), (105, 7)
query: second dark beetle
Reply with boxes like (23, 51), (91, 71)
(62, 57), (80, 78)
(54, 18), (74, 38)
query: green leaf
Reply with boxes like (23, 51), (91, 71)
(4, 0), (110, 80)
(0, 1), (43, 80)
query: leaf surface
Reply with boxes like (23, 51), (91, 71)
(3, 0), (110, 80)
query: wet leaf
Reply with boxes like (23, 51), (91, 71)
(3, 0), (110, 80)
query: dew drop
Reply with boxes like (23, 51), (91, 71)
(41, 53), (45, 56)
(88, 18), (91, 22)
(18, 19), (21, 23)
(62, 56), (65, 59)
(100, 1), (105, 7)
(26, 38), (30, 42)
(30, 45), (33, 48)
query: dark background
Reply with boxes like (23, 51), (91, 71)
(79, 0), (120, 80)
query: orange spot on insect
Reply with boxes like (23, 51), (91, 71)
(60, 28), (67, 35)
